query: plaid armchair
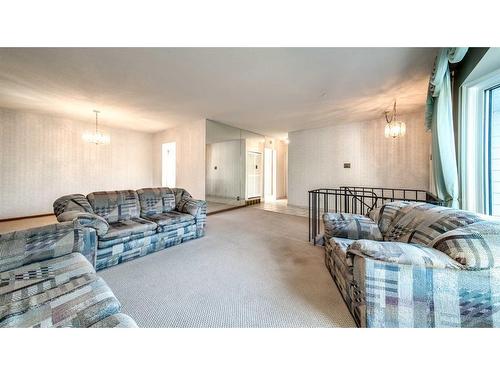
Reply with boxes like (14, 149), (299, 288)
(323, 201), (500, 327)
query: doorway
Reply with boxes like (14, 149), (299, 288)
(264, 148), (276, 202)
(162, 142), (176, 188)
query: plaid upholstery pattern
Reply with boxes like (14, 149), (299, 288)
(323, 213), (382, 241)
(176, 197), (207, 237)
(137, 187), (176, 216)
(0, 253), (122, 327)
(55, 187), (207, 270)
(431, 221), (500, 269)
(0, 221), (97, 272)
(95, 224), (196, 271)
(324, 201), (500, 327)
(325, 237), (355, 308)
(100, 217), (157, 241)
(144, 211), (195, 227)
(372, 201), (414, 236)
(352, 256), (500, 328)
(0, 222), (137, 328)
(53, 194), (94, 216)
(384, 203), (482, 244)
(347, 239), (462, 269)
(172, 188), (192, 206)
(87, 190), (141, 224)
(56, 211), (109, 236)
(90, 313), (138, 328)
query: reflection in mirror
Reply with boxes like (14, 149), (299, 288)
(205, 120), (265, 214)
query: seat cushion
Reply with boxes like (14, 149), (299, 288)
(430, 221), (500, 269)
(347, 239), (462, 269)
(100, 217), (158, 241)
(0, 253), (121, 327)
(143, 211), (195, 227)
(87, 190), (140, 224)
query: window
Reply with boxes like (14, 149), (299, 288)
(487, 86), (500, 215)
(460, 68), (500, 215)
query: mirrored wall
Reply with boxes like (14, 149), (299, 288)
(205, 120), (265, 214)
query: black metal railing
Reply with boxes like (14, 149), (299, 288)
(308, 186), (443, 244)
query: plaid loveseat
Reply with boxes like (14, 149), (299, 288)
(54, 187), (207, 271)
(323, 201), (500, 327)
(0, 220), (137, 327)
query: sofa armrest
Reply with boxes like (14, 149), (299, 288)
(347, 239), (462, 270)
(0, 221), (97, 272)
(57, 211), (109, 236)
(323, 212), (382, 241)
(176, 197), (207, 237)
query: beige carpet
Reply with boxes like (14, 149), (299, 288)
(99, 207), (355, 327)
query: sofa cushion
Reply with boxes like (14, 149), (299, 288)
(143, 211), (195, 227)
(323, 212), (382, 241)
(136, 187), (176, 216)
(99, 217), (157, 241)
(98, 230), (157, 249)
(374, 201), (418, 236)
(384, 203), (482, 245)
(87, 190), (140, 223)
(347, 239), (462, 269)
(0, 253), (121, 327)
(430, 221), (500, 270)
(172, 188), (192, 206)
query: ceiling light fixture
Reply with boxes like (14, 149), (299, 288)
(83, 110), (110, 145)
(384, 100), (406, 139)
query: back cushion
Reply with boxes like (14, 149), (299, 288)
(430, 221), (500, 269)
(136, 187), (176, 216)
(384, 203), (482, 245)
(172, 188), (192, 206)
(370, 201), (414, 236)
(87, 190), (140, 223)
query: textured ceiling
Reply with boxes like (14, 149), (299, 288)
(0, 48), (437, 137)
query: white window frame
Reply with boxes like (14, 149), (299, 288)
(459, 67), (500, 214)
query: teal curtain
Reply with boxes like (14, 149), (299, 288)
(425, 47), (468, 207)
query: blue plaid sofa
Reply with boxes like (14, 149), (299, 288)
(0, 219), (137, 327)
(323, 201), (500, 327)
(54, 187), (207, 271)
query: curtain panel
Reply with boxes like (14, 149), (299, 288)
(424, 47), (468, 208)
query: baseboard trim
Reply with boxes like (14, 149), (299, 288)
(0, 213), (54, 223)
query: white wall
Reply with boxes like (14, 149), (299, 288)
(288, 112), (431, 207)
(152, 119), (206, 199)
(0, 108), (154, 219)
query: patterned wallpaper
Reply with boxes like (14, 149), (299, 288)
(0, 108), (154, 219)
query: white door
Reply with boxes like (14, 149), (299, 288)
(162, 142), (176, 187)
(247, 151), (262, 198)
(264, 148), (276, 202)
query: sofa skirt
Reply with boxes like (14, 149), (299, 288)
(96, 223), (199, 271)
